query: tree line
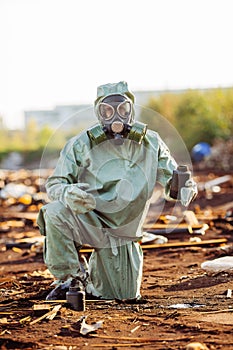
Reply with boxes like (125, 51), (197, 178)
(140, 87), (233, 150)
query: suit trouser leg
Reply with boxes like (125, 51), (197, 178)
(37, 201), (83, 280)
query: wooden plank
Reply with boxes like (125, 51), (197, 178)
(146, 227), (193, 235)
(90, 334), (191, 342)
(30, 304), (61, 325)
(79, 238), (227, 253)
(143, 223), (203, 230)
(0, 211), (38, 221)
(141, 238), (227, 250)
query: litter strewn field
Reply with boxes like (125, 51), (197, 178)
(0, 168), (233, 350)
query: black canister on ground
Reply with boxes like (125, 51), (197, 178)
(66, 280), (85, 311)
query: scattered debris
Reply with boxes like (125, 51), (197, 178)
(90, 333), (191, 342)
(194, 138), (233, 171)
(168, 303), (205, 309)
(0, 183), (35, 200)
(184, 210), (200, 226)
(141, 232), (168, 244)
(198, 175), (232, 191)
(201, 256), (233, 274)
(79, 316), (103, 335)
(146, 226), (193, 235)
(33, 303), (52, 315)
(30, 304), (61, 325)
(189, 237), (202, 243)
(200, 308), (233, 314)
(0, 168), (233, 349)
(130, 324), (141, 333)
(141, 238), (227, 250)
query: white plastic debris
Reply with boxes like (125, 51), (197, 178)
(0, 183), (35, 199)
(141, 232), (168, 244)
(168, 303), (204, 309)
(80, 316), (103, 335)
(189, 237), (202, 243)
(201, 256), (233, 273)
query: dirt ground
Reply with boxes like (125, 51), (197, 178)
(0, 169), (233, 350)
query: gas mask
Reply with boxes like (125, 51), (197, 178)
(97, 94), (134, 144)
(88, 82), (147, 146)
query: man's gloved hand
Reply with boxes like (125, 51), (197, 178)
(61, 183), (96, 214)
(180, 178), (198, 207)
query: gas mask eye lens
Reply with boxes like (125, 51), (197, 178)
(99, 103), (115, 120)
(117, 101), (131, 118)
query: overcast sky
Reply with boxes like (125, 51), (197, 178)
(1, 0), (233, 129)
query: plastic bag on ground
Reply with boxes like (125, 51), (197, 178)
(201, 256), (233, 274)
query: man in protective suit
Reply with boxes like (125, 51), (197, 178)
(37, 81), (197, 301)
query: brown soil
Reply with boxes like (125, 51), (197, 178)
(0, 169), (233, 350)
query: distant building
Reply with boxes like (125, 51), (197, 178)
(24, 104), (94, 130)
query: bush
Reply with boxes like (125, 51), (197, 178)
(140, 88), (233, 150)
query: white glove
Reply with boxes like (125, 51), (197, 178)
(180, 178), (198, 207)
(61, 183), (96, 214)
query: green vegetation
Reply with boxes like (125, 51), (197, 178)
(0, 121), (84, 165)
(140, 87), (233, 150)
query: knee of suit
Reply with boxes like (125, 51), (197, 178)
(37, 200), (71, 234)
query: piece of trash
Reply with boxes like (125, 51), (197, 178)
(18, 194), (32, 205)
(30, 241), (44, 254)
(80, 316), (103, 335)
(130, 325), (141, 333)
(179, 275), (189, 280)
(0, 318), (8, 324)
(28, 269), (53, 279)
(0, 329), (11, 336)
(226, 289), (232, 298)
(201, 256), (233, 274)
(189, 237), (202, 243)
(192, 223), (209, 235)
(19, 316), (31, 324)
(0, 183), (36, 199)
(30, 304), (61, 325)
(12, 247), (23, 254)
(165, 215), (177, 221)
(168, 303), (205, 309)
(146, 226), (193, 235)
(186, 342), (209, 350)
(212, 185), (221, 193)
(198, 175), (232, 191)
(33, 304), (52, 315)
(141, 232), (168, 244)
(184, 210), (199, 226)
(46, 304), (61, 320)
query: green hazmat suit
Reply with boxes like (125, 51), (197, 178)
(37, 81), (178, 300)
